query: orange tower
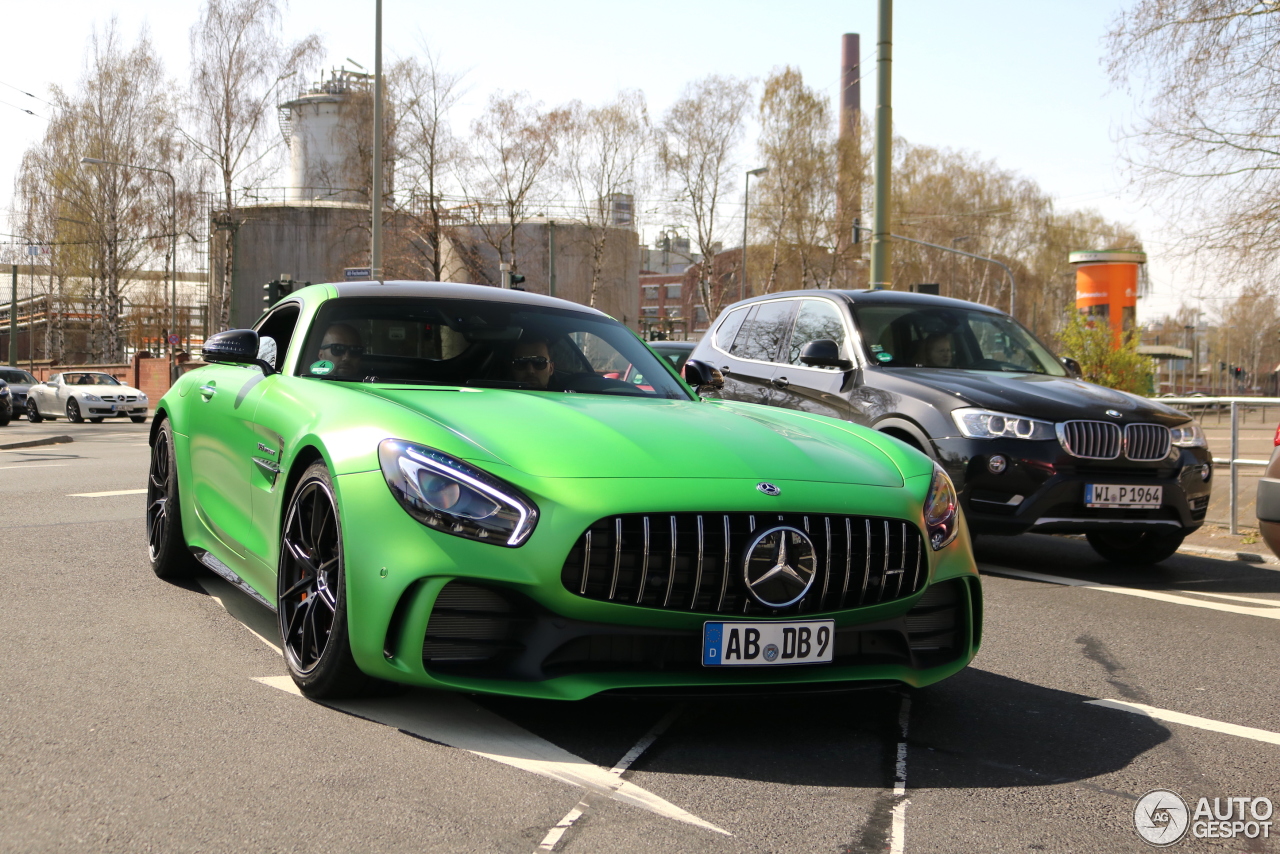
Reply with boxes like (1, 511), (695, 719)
(1070, 250), (1146, 348)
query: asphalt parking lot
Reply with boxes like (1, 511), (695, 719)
(1, 417), (1276, 853)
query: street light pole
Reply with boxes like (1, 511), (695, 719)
(741, 167), (768, 302)
(371, 0), (384, 280)
(81, 156), (177, 369)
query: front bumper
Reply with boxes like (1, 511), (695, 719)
(934, 436), (1212, 536)
(332, 470), (982, 700)
(86, 405), (147, 417)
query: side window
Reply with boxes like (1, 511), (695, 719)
(731, 301), (795, 363)
(713, 306), (750, 351)
(255, 304), (301, 372)
(788, 299), (848, 366)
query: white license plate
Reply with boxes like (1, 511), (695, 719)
(1086, 483), (1162, 508)
(702, 620), (834, 666)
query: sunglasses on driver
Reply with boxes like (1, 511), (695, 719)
(510, 356), (550, 369)
(320, 343), (366, 357)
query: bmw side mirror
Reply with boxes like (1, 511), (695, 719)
(799, 339), (853, 370)
(683, 359), (725, 394)
(1061, 356), (1083, 379)
(202, 329), (276, 376)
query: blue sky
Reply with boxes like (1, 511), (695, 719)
(0, 0), (1190, 318)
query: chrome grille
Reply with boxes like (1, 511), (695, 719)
(1124, 423), (1171, 461)
(561, 513), (926, 615)
(1058, 421), (1121, 460)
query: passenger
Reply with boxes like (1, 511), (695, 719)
(317, 323), (366, 378)
(508, 336), (556, 390)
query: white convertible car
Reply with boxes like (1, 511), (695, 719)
(27, 372), (148, 424)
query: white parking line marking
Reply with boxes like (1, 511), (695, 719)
(254, 675), (729, 835)
(980, 565), (1280, 620)
(889, 695), (911, 854)
(536, 706), (686, 852)
(69, 488), (147, 497)
(1179, 589), (1280, 606)
(0, 464), (66, 471)
(1085, 700), (1280, 746)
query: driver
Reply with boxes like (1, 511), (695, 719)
(919, 332), (955, 368)
(317, 323), (366, 378)
(508, 335), (556, 390)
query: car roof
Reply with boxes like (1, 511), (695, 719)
(331, 280), (611, 317)
(729, 288), (1006, 315)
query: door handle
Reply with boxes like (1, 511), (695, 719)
(772, 376), (790, 389)
(198, 384), (217, 399)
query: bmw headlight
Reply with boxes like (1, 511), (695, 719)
(1169, 421), (1206, 448)
(923, 464), (959, 551)
(0, 386), (8, 397)
(84, 393), (101, 402)
(952, 407), (1055, 440)
(378, 439), (538, 547)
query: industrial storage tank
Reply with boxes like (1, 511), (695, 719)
(279, 68), (372, 203)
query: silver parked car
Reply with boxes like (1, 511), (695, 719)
(27, 372), (148, 424)
(0, 367), (37, 419)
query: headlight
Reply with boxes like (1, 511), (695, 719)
(1169, 421), (1206, 448)
(951, 407), (1055, 440)
(0, 387), (8, 396)
(378, 439), (538, 547)
(84, 394), (101, 402)
(923, 463), (959, 551)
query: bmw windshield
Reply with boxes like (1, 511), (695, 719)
(297, 297), (693, 399)
(855, 304), (1067, 376)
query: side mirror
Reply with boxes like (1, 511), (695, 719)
(202, 329), (276, 376)
(799, 339), (853, 370)
(1061, 356), (1083, 379)
(683, 358), (725, 394)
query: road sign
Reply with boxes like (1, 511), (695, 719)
(168, 334), (180, 346)
(344, 267), (372, 280)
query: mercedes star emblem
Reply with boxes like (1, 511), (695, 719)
(756, 482), (781, 496)
(742, 525), (817, 608)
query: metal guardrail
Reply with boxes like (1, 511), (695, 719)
(1153, 396), (1280, 534)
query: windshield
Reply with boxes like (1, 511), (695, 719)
(0, 369), (37, 384)
(854, 304), (1066, 376)
(63, 372), (123, 386)
(298, 297), (692, 400)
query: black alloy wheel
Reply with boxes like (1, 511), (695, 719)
(278, 461), (371, 698)
(1086, 529), (1187, 565)
(66, 399), (83, 423)
(26, 399), (42, 423)
(146, 420), (198, 579)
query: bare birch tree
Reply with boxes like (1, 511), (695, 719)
(558, 90), (650, 306)
(14, 22), (177, 363)
(188, 0), (322, 330)
(462, 91), (567, 278)
(659, 74), (752, 322)
(389, 51), (464, 281)
(1107, 1), (1280, 274)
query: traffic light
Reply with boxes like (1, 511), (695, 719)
(263, 276), (302, 308)
(852, 218), (865, 244)
(503, 270), (526, 290)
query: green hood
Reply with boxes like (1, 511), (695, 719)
(363, 387), (906, 486)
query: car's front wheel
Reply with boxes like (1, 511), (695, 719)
(26, 400), (42, 423)
(147, 420), (199, 579)
(66, 399), (83, 423)
(1086, 529), (1186, 565)
(278, 461), (372, 698)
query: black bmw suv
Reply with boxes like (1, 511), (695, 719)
(688, 289), (1212, 564)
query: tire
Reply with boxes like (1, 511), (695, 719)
(1086, 529), (1187, 565)
(278, 461), (373, 698)
(66, 399), (83, 423)
(89, 417), (104, 423)
(26, 400), (42, 423)
(0, 414), (9, 427)
(131, 415), (148, 424)
(146, 420), (199, 579)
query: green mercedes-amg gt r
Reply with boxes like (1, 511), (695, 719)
(147, 281), (981, 700)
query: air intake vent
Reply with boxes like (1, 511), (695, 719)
(1124, 423), (1171, 461)
(422, 583), (530, 664)
(561, 513), (925, 616)
(1058, 420), (1121, 460)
